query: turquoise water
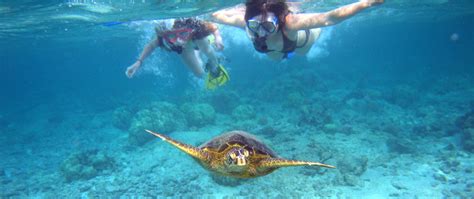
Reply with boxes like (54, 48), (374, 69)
(1, 0), (474, 198)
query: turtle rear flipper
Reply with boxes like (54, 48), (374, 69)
(145, 130), (209, 161)
(258, 158), (335, 169)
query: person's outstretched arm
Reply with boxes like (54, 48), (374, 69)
(125, 39), (159, 78)
(286, 0), (384, 30)
(211, 6), (246, 29)
(209, 23), (224, 51)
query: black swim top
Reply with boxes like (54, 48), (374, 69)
(158, 36), (183, 54)
(252, 29), (310, 59)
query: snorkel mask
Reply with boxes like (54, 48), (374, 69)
(247, 13), (278, 37)
(162, 28), (194, 45)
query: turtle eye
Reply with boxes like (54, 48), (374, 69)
(243, 149), (249, 157)
(230, 153), (237, 159)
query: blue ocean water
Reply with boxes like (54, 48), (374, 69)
(1, 0), (474, 198)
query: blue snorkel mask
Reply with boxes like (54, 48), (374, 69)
(247, 13), (278, 37)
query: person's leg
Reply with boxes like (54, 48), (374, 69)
(194, 38), (219, 71)
(180, 46), (205, 78)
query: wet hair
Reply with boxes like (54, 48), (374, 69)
(173, 18), (201, 29)
(171, 18), (216, 40)
(155, 20), (173, 35)
(244, 0), (289, 30)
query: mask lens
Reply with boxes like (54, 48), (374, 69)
(261, 21), (276, 33)
(164, 32), (177, 43)
(178, 31), (190, 39)
(247, 20), (260, 33)
(167, 34), (177, 39)
(164, 28), (193, 43)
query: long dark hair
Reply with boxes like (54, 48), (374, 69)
(244, 0), (289, 31)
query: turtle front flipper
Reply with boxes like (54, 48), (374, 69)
(145, 130), (209, 161)
(258, 158), (335, 169)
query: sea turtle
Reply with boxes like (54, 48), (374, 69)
(145, 130), (335, 178)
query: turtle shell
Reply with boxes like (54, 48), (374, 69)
(199, 130), (278, 158)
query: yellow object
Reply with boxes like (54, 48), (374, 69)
(206, 64), (229, 90)
(208, 34), (215, 44)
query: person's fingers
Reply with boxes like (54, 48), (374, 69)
(126, 68), (134, 78)
(126, 70), (131, 78)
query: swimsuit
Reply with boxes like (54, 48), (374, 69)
(158, 36), (183, 54)
(252, 29), (310, 59)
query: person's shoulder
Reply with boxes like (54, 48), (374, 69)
(284, 13), (298, 25)
(202, 21), (218, 31)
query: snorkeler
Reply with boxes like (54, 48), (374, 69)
(126, 18), (229, 89)
(211, 0), (384, 60)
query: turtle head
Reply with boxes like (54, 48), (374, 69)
(225, 147), (250, 167)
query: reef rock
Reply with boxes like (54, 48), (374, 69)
(128, 102), (186, 146)
(284, 92), (306, 108)
(386, 137), (416, 154)
(232, 105), (256, 121)
(112, 106), (134, 130)
(60, 150), (115, 182)
(180, 103), (216, 128)
(337, 156), (368, 176)
(298, 103), (332, 127)
(209, 91), (240, 114)
(456, 109), (474, 130)
(384, 85), (419, 108)
(210, 174), (246, 186)
(333, 156), (368, 187)
(461, 128), (474, 152)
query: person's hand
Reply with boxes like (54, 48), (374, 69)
(362, 0), (384, 6)
(214, 37), (224, 51)
(125, 61), (141, 78)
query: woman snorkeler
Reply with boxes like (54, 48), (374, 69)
(126, 18), (229, 89)
(212, 0), (384, 60)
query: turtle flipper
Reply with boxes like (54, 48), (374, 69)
(145, 130), (209, 161)
(258, 158), (335, 169)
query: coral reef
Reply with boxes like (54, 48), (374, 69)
(60, 150), (115, 182)
(128, 102), (186, 146)
(298, 103), (332, 127)
(456, 109), (474, 152)
(208, 91), (240, 114)
(456, 109), (474, 130)
(210, 174), (247, 186)
(227, 105), (259, 131)
(334, 156), (368, 186)
(180, 103), (216, 128)
(383, 85), (419, 108)
(228, 120), (259, 132)
(461, 128), (474, 152)
(258, 69), (327, 103)
(386, 137), (417, 154)
(231, 105), (256, 121)
(112, 106), (134, 130)
(284, 92), (307, 108)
